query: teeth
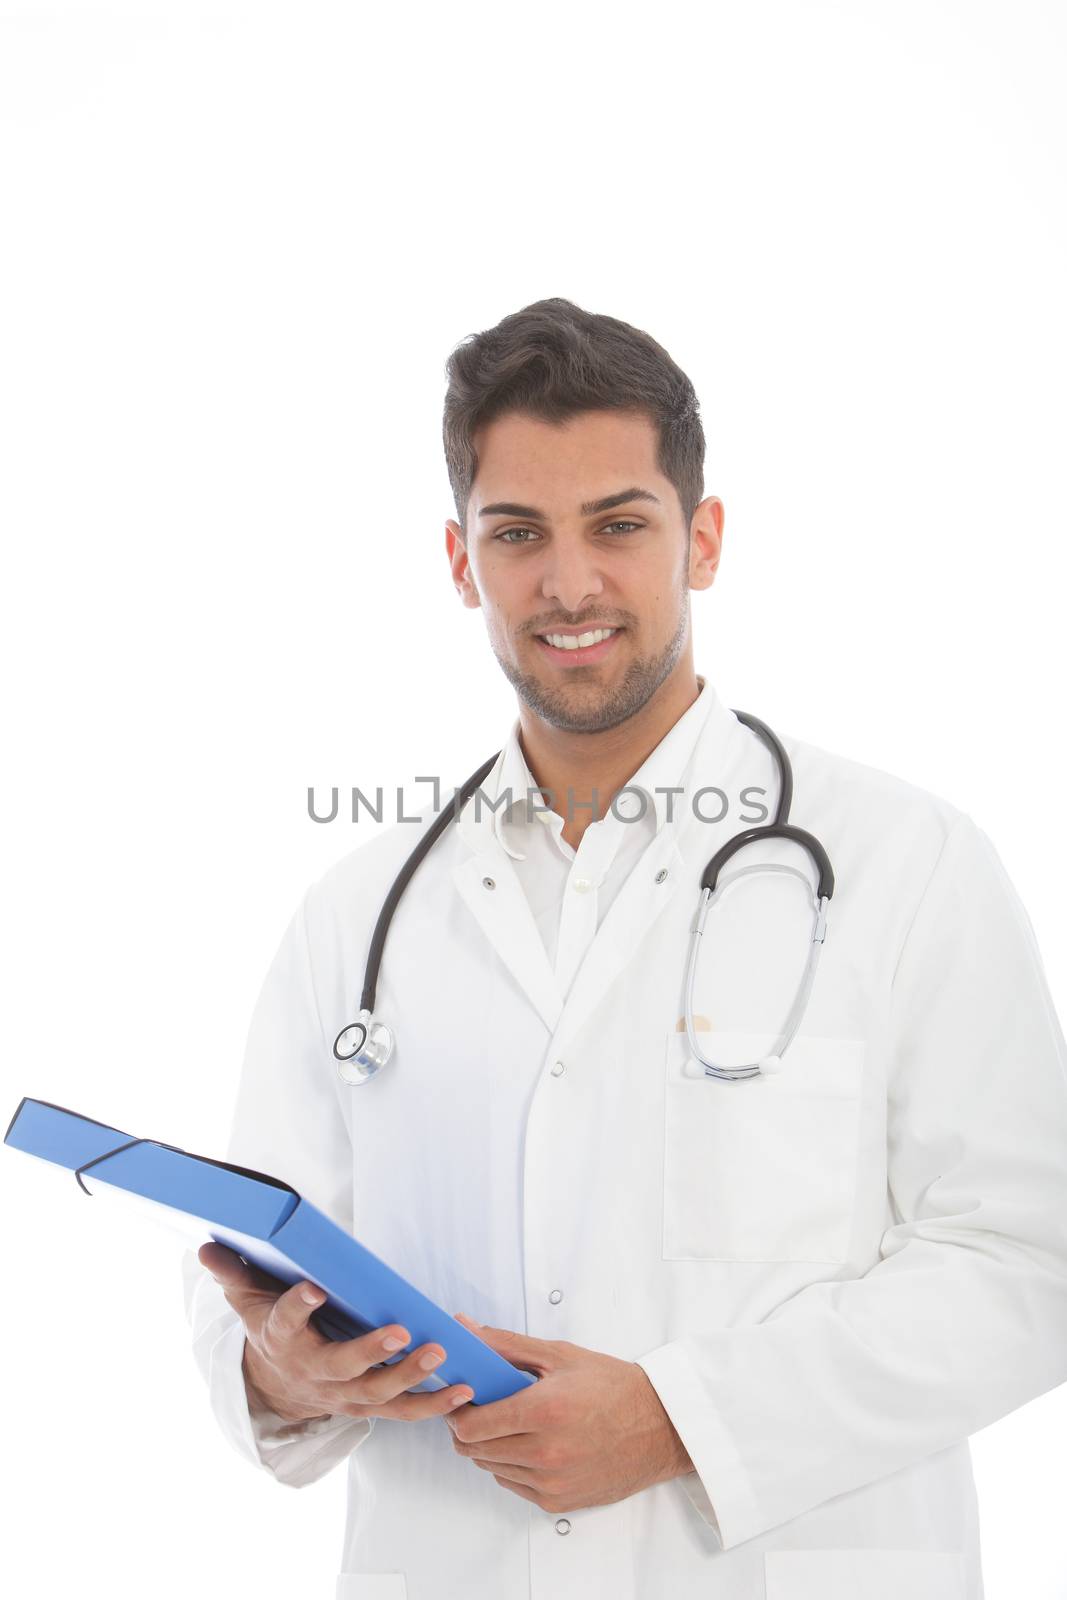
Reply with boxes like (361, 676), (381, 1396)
(543, 628), (617, 650)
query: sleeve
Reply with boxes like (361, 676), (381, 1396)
(181, 882), (375, 1487)
(635, 811), (1067, 1548)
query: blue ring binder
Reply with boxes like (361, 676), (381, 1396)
(4, 1094), (540, 1406)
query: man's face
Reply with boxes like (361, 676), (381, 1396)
(445, 408), (722, 734)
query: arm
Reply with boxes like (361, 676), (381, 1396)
(636, 812), (1067, 1547)
(182, 883), (374, 1487)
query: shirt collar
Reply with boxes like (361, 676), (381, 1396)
(492, 675), (718, 862)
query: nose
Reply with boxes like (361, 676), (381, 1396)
(540, 539), (605, 614)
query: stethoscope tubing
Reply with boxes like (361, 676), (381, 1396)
(333, 709), (834, 1085)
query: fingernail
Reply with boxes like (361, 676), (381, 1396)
(301, 1286), (323, 1305)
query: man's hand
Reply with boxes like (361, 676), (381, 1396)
(444, 1312), (694, 1515)
(198, 1242), (473, 1424)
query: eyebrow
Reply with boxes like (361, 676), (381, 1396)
(477, 486), (662, 520)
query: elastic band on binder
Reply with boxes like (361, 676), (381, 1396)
(75, 1138), (146, 1195)
(65, 1118), (298, 1198)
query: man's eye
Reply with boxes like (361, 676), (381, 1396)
(495, 521), (641, 544)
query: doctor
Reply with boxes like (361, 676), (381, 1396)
(185, 297), (1067, 1600)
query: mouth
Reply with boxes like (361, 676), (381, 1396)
(533, 626), (623, 666)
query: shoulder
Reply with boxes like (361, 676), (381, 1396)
(775, 724), (974, 887)
(298, 799), (452, 952)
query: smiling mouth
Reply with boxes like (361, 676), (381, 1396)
(536, 626), (620, 651)
(533, 625), (624, 666)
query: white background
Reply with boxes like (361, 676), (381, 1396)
(1, 1), (1065, 1595)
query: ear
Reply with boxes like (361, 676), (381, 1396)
(688, 496), (723, 591)
(446, 520), (481, 609)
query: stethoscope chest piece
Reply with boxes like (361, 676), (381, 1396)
(333, 1009), (395, 1085)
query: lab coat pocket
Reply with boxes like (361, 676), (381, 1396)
(763, 1547), (966, 1598)
(335, 1576), (407, 1599)
(662, 1030), (865, 1262)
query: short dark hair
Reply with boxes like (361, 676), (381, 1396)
(442, 296), (705, 534)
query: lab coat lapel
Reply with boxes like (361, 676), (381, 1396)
(448, 693), (767, 1047)
(451, 765), (564, 1035)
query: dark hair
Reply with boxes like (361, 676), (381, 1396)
(442, 296), (705, 534)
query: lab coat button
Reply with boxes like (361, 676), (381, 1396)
(555, 1517), (572, 1535)
(654, 868), (669, 883)
(549, 1289), (563, 1304)
(550, 1060), (565, 1077)
(482, 877), (496, 890)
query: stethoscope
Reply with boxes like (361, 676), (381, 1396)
(333, 710), (834, 1086)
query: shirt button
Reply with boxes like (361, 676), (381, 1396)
(550, 1060), (565, 1077)
(555, 1517), (572, 1536)
(549, 1289), (563, 1305)
(572, 877), (593, 893)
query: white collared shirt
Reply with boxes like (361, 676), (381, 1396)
(492, 676), (716, 998)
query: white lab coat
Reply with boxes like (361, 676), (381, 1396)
(182, 682), (1067, 1600)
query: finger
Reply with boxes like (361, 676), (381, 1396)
(446, 1394), (526, 1444)
(262, 1277), (333, 1346)
(317, 1324), (413, 1383)
(319, 1331), (474, 1419)
(373, 1383), (475, 1422)
(455, 1320), (556, 1378)
(489, 1470), (543, 1500)
(340, 1341), (451, 1406)
(452, 1434), (538, 1466)
(198, 1241), (258, 1283)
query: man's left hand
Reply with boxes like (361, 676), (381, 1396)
(444, 1312), (694, 1514)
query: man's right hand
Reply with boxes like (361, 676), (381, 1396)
(198, 1241), (474, 1424)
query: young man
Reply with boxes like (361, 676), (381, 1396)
(187, 298), (1067, 1600)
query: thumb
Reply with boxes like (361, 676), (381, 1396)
(198, 1241), (284, 1304)
(453, 1312), (560, 1374)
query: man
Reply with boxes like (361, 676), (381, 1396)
(185, 297), (1067, 1600)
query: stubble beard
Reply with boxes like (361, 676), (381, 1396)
(492, 599), (690, 735)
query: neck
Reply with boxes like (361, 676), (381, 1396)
(517, 662), (703, 851)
